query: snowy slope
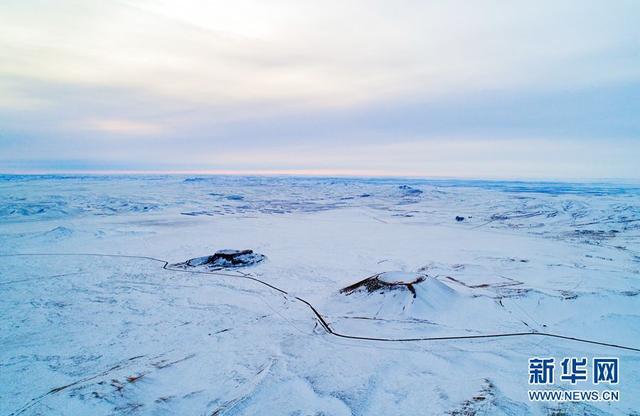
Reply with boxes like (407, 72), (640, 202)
(0, 175), (639, 415)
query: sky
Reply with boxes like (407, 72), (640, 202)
(0, 0), (639, 179)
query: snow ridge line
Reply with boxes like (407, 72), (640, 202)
(2, 252), (639, 352)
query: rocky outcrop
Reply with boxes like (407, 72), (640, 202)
(172, 249), (266, 270)
(341, 271), (427, 298)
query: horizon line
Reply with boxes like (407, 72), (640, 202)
(1, 169), (639, 184)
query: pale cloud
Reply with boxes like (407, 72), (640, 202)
(78, 118), (166, 136)
(0, 0), (639, 178)
(2, 0), (638, 111)
(180, 137), (640, 179)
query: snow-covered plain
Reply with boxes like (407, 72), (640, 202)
(1, 175), (639, 415)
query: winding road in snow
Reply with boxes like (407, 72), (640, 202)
(2, 252), (639, 353)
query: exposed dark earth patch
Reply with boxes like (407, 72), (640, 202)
(447, 379), (529, 416)
(398, 185), (423, 196)
(341, 272), (427, 298)
(172, 249), (266, 270)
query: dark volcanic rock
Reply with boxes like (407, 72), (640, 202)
(173, 249), (266, 270)
(398, 185), (423, 195)
(341, 271), (426, 298)
(225, 195), (244, 201)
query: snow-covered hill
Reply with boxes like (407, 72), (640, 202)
(0, 175), (638, 415)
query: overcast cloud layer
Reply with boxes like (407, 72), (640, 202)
(1, 0), (639, 178)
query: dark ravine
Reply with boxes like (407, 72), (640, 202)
(1, 252), (639, 353)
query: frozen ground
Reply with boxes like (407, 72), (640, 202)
(1, 175), (639, 415)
